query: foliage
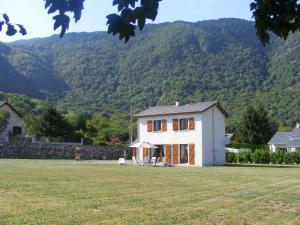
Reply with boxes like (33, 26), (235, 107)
(3, 1), (300, 44)
(251, 149), (270, 164)
(0, 109), (10, 133)
(24, 105), (70, 138)
(237, 150), (252, 163)
(228, 150), (300, 165)
(0, 19), (300, 128)
(0, 13), (26, 37)
(251, 0), (300, 45)
(226, 152), (237, 163)
(85, 113), (129, 145)
(236, 103), (277, 145)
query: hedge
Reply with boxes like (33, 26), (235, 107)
(226, 149), (300, 165)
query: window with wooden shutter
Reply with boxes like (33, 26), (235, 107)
(147, 120), (153, 132)
(189, 117), (195, 130)
(162, 119), (167, 131)
(132, 148), (136, 157)
(189, 144), (195, 165)
(165, 145), (171, 163)
(143, 148), (148, 157)
(173, 144), (179, 164)
(173, 118), (178, 131)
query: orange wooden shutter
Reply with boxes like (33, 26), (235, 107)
(189, 118), (195, 130)
(132, 148), (136, 157)
(189, 144), (195, 165)
(147, 120), (153, 132)
(173, 144), (179, 164)
(165, 145), (171, 163)
(143, 148), (148, 157)
(162, 119), (167, 131)
(173, 119), (178, 131)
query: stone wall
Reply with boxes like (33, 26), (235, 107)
(0, 138), (131, 160)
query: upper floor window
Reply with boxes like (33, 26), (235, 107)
(180, 118), (188, 130)
(153, 120), (162, 131)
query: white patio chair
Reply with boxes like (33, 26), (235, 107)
(118, 158), (125, 165)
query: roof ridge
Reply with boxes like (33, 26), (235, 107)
(149, 101), (217, 109)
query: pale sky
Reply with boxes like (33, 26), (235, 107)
(1, 0), (253, 42)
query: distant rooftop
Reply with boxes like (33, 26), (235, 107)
(268, 123), (300, 148)
(134, 101), (228, 118)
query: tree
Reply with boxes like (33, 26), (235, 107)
(24, 105), (70, 138)
(0, 109), (10, 133)
(236, 103), (277, 145)
(2, 0), (300, 44)
(85, 113), (129, 145)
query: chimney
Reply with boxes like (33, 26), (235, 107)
(175, 101), (179, 107)
(297, 123), (300, 129)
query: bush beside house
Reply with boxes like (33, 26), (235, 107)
(226, 149), (300, 165)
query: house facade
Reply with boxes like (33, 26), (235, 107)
(268, 123), (300, 152)
(0, 102), (25, 143)
(134, 101), (228, 166)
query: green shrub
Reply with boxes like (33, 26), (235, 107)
(276, 151), (285, 164)
(226, 152), (237, 163)
(251, 149), (270, 164)
(237, 150), (251, 163)
(283, 152), (292, 164)
(291, 151), (300, 164)
(270, 152), (277, 164)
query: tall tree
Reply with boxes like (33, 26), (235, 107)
(236, 103), (277, 145)
(24, 106), (70, 138)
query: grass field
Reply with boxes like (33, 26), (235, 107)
(0, 160), (300, 225)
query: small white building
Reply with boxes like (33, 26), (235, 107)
(0, 102), (25, 143)
(133, 101), (228, 167)
(268, 123), (300, 152)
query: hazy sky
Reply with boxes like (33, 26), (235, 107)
(1, 0), (253, 42)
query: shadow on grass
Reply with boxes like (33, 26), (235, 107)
(225, 163), (300, 169)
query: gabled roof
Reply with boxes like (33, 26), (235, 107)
(268, 132), (290, 145)
(0, 101), (23, 118)
(268, 123), (300, 148)
(134, 101), (228, 118)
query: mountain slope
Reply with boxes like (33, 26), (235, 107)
(1, 18), (299, 126)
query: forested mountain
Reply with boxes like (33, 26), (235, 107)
(0, 18), (299, 127)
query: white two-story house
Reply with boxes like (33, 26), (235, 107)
(134, 101), (228, 166)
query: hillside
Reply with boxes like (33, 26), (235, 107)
(0, 18), (299, 127)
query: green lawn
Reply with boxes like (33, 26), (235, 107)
(0, 160), (300, 225)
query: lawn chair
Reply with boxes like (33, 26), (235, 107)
(151, 157), (156, 165)
(118, 158), (126, 165)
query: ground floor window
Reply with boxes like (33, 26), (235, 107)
(12, 126), (22, 136)
(180, 144), (188, 164)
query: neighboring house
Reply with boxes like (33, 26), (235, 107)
(134, 101), (228, 166)
(0, 102), (25, 143)
(268, 123), (300, 152)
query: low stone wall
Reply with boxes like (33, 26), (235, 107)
(0, 141), (131, 160)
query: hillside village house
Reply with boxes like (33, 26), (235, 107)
(268, 123), (300, 152)
(0, 102), (25, 143)
(133, 101), (228, 167)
